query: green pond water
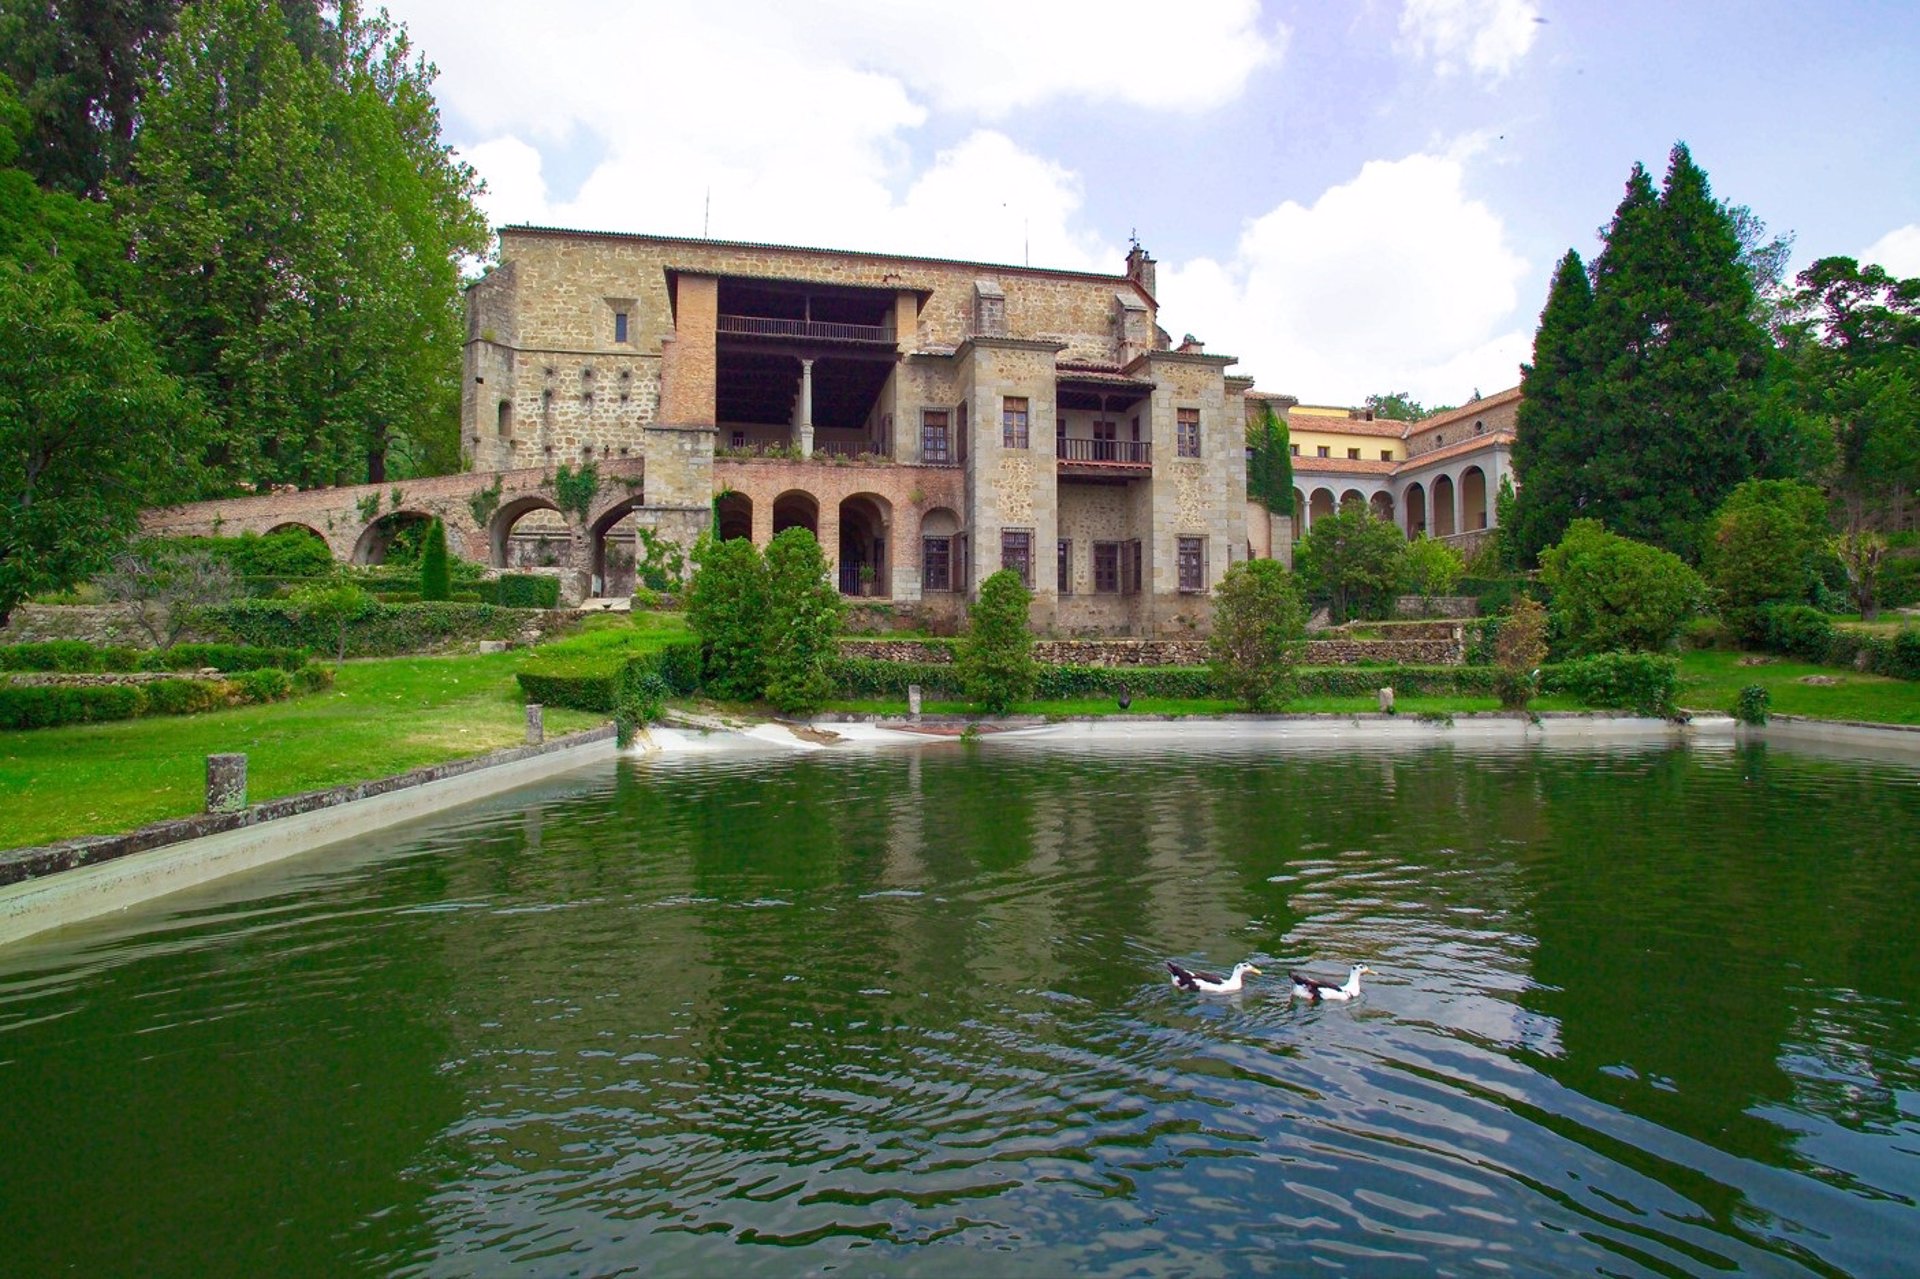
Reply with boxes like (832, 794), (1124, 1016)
(3, 733), (1919, 1277)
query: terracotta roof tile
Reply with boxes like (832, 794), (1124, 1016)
(1290, 456), (1399, 476)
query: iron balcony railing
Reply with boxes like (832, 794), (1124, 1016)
(717, 314), (896, 344)
(1057, 437), (1152, 465)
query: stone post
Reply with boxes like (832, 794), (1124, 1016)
(206, 753), (247, 813)
(907, 684), (922, 719)
(526, 703), (544, 745)
(1378, 687), (1395, 714)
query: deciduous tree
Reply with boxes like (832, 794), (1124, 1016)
(1539, 519), (1706, 655)
(1293, 504), (1408, 622)
(958, 569), (1035, 714)
(685, 535), (768, 701)
(1208, 558), (1306, 711)
(761, 527), (841, 715)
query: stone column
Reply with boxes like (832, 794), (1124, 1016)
(526, 703), (544, 745)
(796, 358), (815, 459)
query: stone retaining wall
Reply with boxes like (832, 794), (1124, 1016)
(1394, 595), (1478, 619)
(1, 604), (582, 652)
(840, 635), (1466, 667)
(0, 672), (210, 687)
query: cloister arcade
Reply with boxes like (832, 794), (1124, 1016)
(1288, 447), (1509, 548)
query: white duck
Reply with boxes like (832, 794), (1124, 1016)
(1166, 959), (1262, 994)
(1290, 964), (1373, 1002)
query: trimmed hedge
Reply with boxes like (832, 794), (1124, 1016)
(0, 665), (335, 731)
(1458, 576), (1548, 614)
(1757, 604), (1834, 662)
(0, 641), (309, 673)
(516, 640), (702, 713)
(189, 600), (524, 657)
(474, 574), (563, 609)
(828, 659), (1503, 703)
(1823, 626), (1920, 681)
(1540, 653), (1679, 716)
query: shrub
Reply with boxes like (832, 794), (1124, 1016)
(1679, 617), (1733, 651)
(1401, 536), (1466, 598)
(98, 546), (237, 647)
(150, 530), (336, 579)
(1458, 576), (1548, 615)
(635, 529), (688, 593)
(1758, 603), (1834, 662)
(613, 673), (670, 746)
(761, 528), (842, 715)
(0, 683), (146, 730)
(473, 574), (562, 609)
(1209, 559), (1306, 710)
(1542, 653), (1679, 716)
(1494, 595), (1549, 709)
(194, 596), (517, 659)
(958, 569), (1035, 713)
(1295, 505), (1409, 622)
(1881, 554), (1920, 608)
(1708, 479), (1829, 637)
(232, 667), (295, 703)
(291, 664), (335, 694)
(0, 641), (140, 672)
(419, 518), (451, 602)
(1539, 520), (1706, 655)
(1733, 684), (1770, 726)
(685, 536), (768, 700)
(138, 643), (309, 673)
(143, 678), (226, 716)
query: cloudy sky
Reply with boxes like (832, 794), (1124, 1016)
(386, 0), (1920, 406)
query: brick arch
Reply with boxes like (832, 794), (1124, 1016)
(352, 510), (436, 565)
(490, 495), (569, 568)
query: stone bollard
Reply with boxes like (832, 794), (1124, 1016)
(1378, 687), (1395, 714)
(526, 703), (544, 745)
(206, 753), (247, 813)
(907, 684), (922, 719)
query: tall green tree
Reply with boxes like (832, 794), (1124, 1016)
(1246, 404), (1293, 517)
(0, 261), (206, 625)
(1364, 391), (1454, 422)
(1511, 145), (1779, 563)
(958, 569), (1035, 714)
(761, 527), (842, 715)
(1208, 558), (1306, 711)
(120, 0), (486, 493)
(685, 535), (769, 701)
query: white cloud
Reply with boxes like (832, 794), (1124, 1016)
(1397, 0), (1541, 78)
(384, 0), (1281, 262)
(1861, 224), (1920, 279)
(1158, 149), (1531, 405)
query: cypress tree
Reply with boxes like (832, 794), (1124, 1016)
(1247, 405), (1294, 517)
(1510, 145), (1772, 563)
(419, 517), (450, 600)
(1510, 249), (1596, 564)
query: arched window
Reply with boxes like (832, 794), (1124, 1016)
(497, 400), (513, 437)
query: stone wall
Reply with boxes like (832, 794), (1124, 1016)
(837, 635), (1464, 667)
(1393, 595), (1478, 619)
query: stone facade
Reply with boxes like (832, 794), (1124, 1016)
(457, 227), (1264, 635)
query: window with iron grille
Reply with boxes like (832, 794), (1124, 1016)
(922, 536), (952, 591)
(921, 410), (950, 464)
(1001, 529), (1032, 586)
(1178, 536), (1207, 592)
(1002, 397), (1029, 449)
(1057, 540), (1071, 594)
(1093, 542), (1121, 594)
(1177, 408), (1201, 457)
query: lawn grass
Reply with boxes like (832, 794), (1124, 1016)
(0, 650), (606, 849)
(1678, 649), (1920, 725)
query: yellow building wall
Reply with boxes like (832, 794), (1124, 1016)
(1286, 423), (1402, 461)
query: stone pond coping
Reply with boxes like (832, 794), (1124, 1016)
(0, 725), (616, 949)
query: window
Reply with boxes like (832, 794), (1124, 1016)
(1474, 419), (1485, 434)
(1348, 447), (1361, 460)
(1177, 408), (1201, 458)
(1001, 529), (1033, 586)
(1093, 419), (1118, 460)
(1381, 450), (1393, 461)
(1002, 397), (1029, 449)
(1436, 433), (1445, 445)
(1316, 445), (1330, 458)
(1289, 443), (1300, 456)
(1178, 536), (1207, 592)
(613, 311), (629, 343)
(1093, 542), (1121, 594)
(1057, 540), (1071, 594)
(1126, 539), (1143, 594)
(497, 400), (513, 438)
(922, 536), (952, 591)
(921, 410), (950, 464)
(730, 430), (745, 448)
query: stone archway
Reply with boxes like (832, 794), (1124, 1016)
(1432, 474), (1457, 537)
(352, 511), (434, 566)
(589, 497), (651, 597)
(1309, 488), (1336, 526)
(715, 491), (753, 543)
(1405, 482), (1427, 539)
(1370, 491), (1395, 523)
(773, 490), (819, 537)
(838, 493), (892, 597)
(1340, 488), (1366, 511)
(1462, 466), (1489, 531)
(489, 496), (569, 569)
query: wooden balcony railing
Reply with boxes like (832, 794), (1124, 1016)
(717, 314), (896, 344)
(1057, 437), (1152, 466)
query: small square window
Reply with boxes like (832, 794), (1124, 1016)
(1177, 408), (1201, 458)
(1002, 397), (1029, 450)
(1289, 443), (1300, 456)
(614, 311), (629, 343)
(1317, 445), (1330, 458)
(1348, 447), (1360, 460)
(1001, 529), (1033, 586)
(1178, 536), (1207, 592)
(1381, 450), (1393, 461)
